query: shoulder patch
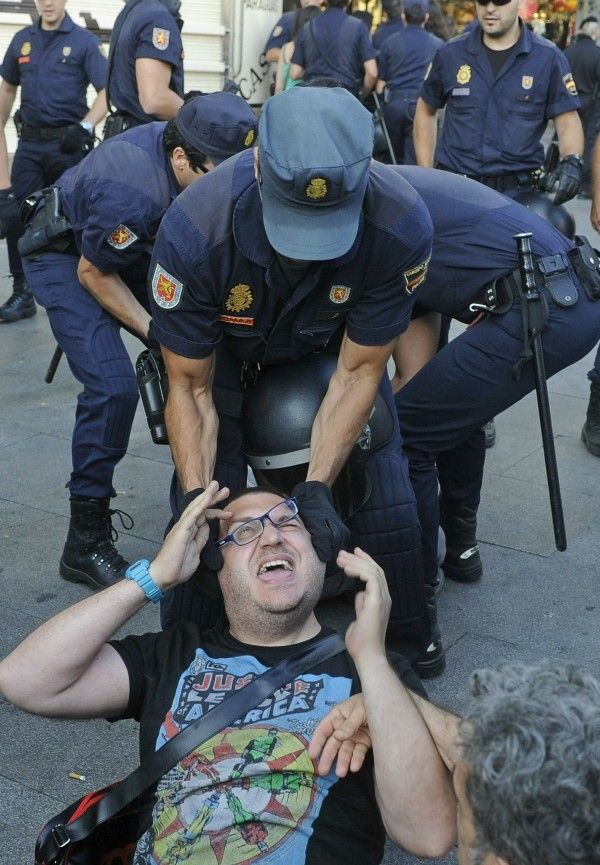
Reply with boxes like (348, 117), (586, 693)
(152, 27), (170, 50)
(272, 25), (283, 37)
(106, 224), (138, 250)
(562, 72), (578, 96)
(403, 257), (430, 295)
(152, 264), (184, 309)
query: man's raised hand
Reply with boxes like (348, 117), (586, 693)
(338, 547), (391, 665)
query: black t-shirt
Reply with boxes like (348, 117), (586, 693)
(110, 622), (424, 864)
(483, 42), (518, 78)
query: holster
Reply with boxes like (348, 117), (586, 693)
(13, 108), (23, 139)
(567, 235), (600, 301)
(17, 187), (74, 259)
(18, 186), (77, 258)
(102, 112), (133, 140)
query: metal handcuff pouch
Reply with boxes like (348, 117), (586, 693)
(567, 235), (600, 301)
(18, 186), (74, 259)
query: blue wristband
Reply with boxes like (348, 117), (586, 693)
(124, 559), (164, 603)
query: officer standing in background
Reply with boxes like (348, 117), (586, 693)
(580, 133), (600, 457)
(289, 0), (377, 97)
(0, 0), (107, 323)
(264, 0), (323, 65)
(104, 0), (184, 137)
(19, 94), (258, 591)
(392, 166), (600, 597)
(372, 0), (405, 51)
(148, 87), (441, 675)
(564, 16), (600, 199)
(376, 0), (443, 164)
(413, 0), (584, 203)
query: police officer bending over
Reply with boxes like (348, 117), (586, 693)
(0, 0), (107, 323)
(413, 0), (584, 203)
(149, 87), (440, 675)
(104, 0), (185, 138)
(391, 166), (600, 599)
(19, 94), (258, 591)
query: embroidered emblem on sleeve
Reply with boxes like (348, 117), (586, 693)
(329, 285), (351, 304)
(456, 65), (471, 85)
(403, 257), (430, 295)
(272, 25), (283, 37)
(152, 264), (184, 309)
(106, 224), (138, 250)
(562, 73), (578, 96)
(152, 27), (170, 50)
(225, 283), (253, 313)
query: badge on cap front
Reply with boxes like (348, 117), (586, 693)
(306, 178), (327, 201)
(107, 224), (138, 250)
(152, 27), (170, 50)
(152, 264), (184, 309)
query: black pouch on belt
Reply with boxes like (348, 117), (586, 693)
(567, 235), (600, 301)
(537, 253), (578, 307)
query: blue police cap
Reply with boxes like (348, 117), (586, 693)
(174, 93), (258, 165)
(258, 87), (374, 261)
(403, 0), (428, 16)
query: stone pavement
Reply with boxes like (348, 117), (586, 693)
(0, 195), (599, 864)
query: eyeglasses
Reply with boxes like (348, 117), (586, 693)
(475, 0), (513, 6)
(215, 498), (300, 548)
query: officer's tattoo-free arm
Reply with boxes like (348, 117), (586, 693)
(136, 58), (184, 119)
(83, 87), (108, 130)
(0, 80), (17, 188)
(77, 256), (151, 341)
(413, 98), (438, 168)
(162, 348), (218, 493)
(306, 334), (395, 487)
(554, 110), (584, 159)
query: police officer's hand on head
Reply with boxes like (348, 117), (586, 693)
(545, 154), (583, 206)
(60, 123), (95, 156)
(291, 481), (351, 562)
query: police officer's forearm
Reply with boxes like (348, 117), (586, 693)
(83, 88), (108, 129)
(77, 257), (151, 340)
(361, 60), (378, 97)
(554, 109), (584, 158)
(0, 81), (17, 188)
(413, 98), (438, 167)
(162, 350), (219, 492)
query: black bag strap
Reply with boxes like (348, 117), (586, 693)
(308, 18), (350, 83)
(43, 632), (345, 857)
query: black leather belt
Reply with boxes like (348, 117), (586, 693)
(437, 165), (538, 193)
(20, 124), (70, 141)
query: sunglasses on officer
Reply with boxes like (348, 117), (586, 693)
(215, 498), (300, 548)
(475, 0), (513, 5)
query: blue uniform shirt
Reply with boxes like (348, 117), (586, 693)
(264, 11), (296, 55)
(149, 151), (432, 364)
(378, 26), (443, 93)
(108, 0), (184, 123)
(372, 18), (405, 51)
(57, 122), (179, 288)
(0, 14), (106, 127)
(292, 9), (376, 90)
(395, 166), (574, 315)
(420, 24), (581, 175)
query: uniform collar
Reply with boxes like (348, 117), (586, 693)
(36, 12), (75, 35)
(233, 181), (364, 269)
(465, 19), (532, 56)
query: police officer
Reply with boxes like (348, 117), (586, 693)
(19, 94), (258, 590)
(149, 86), (441, 674)
(264, 0), (323, 65)
(413, 0), (584, 203)
(391, 166), (600, 597)
(104, 0), (184, 136)
(581, 133), (600, 457)
(372, 0), (405, 51)
(564, 17), (600, 199)
(289, 0), (377, 96)
(376, 0), (443, 164)
(0, 0), (107, 323)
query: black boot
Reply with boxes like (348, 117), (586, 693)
(581, 381), (600, 458)
(439, 500), (483, 583)
(413, 586), (446, 679)
(0, 275), (36, 322)
(60, 498), (132, 590)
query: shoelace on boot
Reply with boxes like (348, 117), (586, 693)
(92, 507), (135, 575)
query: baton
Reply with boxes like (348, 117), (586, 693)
(372, 91), (397, 165)
(514, 232), (567, 551)
(45, 344), (63, 383)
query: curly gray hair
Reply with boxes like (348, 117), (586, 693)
(460, 661), (600, 865)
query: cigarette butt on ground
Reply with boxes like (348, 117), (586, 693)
(68, 771), (86, 781)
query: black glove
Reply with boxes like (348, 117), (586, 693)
(291, 480), (351, 563)
(60, 123), (95, 155)
(545, 155), (583, 206)
(176, 487), (224, 572)
(0, 187), (20, 238)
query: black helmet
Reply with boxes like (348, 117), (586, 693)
(513, 189), (576, 239)
(242, 354), (394, 520)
